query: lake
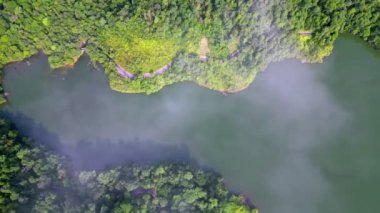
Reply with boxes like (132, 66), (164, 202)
(2, 36), (380, 213)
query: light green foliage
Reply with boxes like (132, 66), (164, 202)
(223, 196), (257, 213)
(0, 96), (6, 105)
(184, 171), (193, 180)
(41, 17), (49, 27)
(97, 169), (120, 186)
(113, 203), (132, 213)
(101, 20), (180, 74)
(32, 193), (61, 213)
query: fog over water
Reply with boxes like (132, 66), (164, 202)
(2, 37), (380, 213)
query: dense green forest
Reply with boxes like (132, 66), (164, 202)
(0, 118), (257, 212)
(0, 0), (379, 99)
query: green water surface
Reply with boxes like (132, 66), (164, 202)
(2, 37), (380, 213)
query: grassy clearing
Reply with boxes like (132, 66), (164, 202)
(101, 21), (180, 74)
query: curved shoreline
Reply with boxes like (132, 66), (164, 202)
(1, 35), (379, 99)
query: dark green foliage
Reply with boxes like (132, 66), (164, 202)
(0, 118), (256, 212)
(0, 119), (67, 212)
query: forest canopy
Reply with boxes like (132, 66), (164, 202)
(0, 118), (257, 212)
(0, 0), (378, 97)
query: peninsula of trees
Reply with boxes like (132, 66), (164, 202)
(0, 118), (257, 212)
(0, 0), (379, 101)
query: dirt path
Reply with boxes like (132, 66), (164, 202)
(227, 49), (241, 60)
(299, 31), (312, 35)
(142, 61), (173, 78)
(199, 37), (210, 61)
(116, 64), (135, 79)
(115, 37), (214, 79)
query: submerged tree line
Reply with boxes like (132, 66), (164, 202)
(0, 118), (257, 212)
(0, 0), (379, 98)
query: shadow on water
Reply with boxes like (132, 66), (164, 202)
(0, 110), (60, 149)
(67, 140), (195, 170)
(0, 110), (196, 171)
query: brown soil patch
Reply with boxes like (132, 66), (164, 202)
(199, 37), (210, 57)
(227, 40), (238, 53)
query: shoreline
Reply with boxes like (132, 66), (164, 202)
(1, 34), (379, 98)
(0, 48), (334, 98)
